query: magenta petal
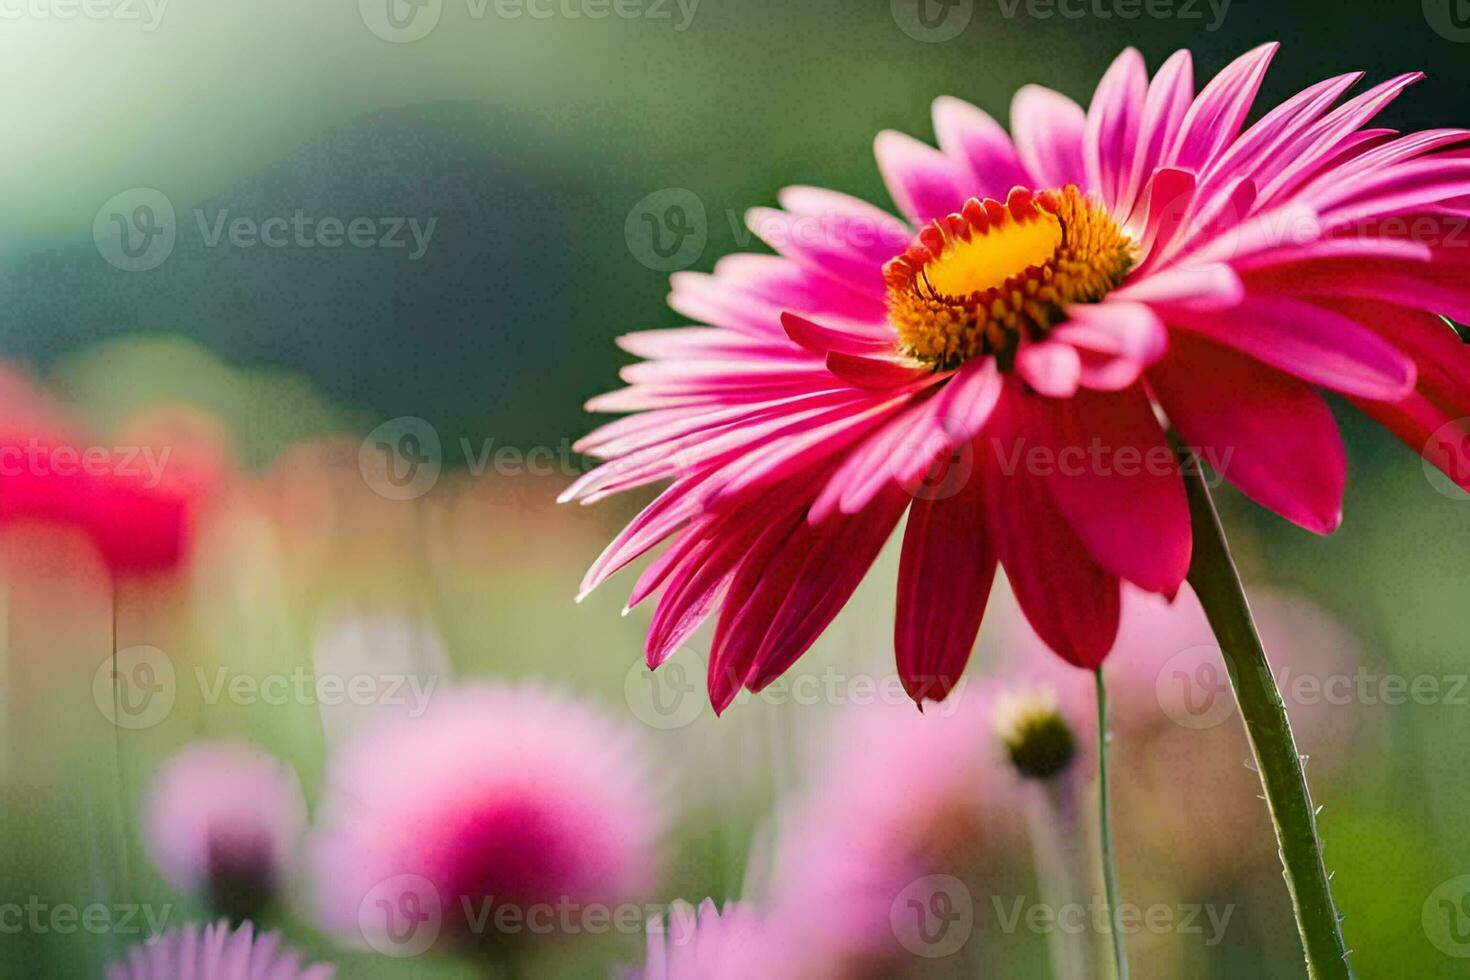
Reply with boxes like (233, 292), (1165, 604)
(1167, 41), (1278, 174)
(982, 383), (1121, 668)
(932, 96), (1030, 202)
(1111, 264), (1243, 311)
(825, 350), (933, 389)
(1131, 49), (1195, 200)
(746, 488), (910, 692)
(1085, 47), (1147, 215)
(894, 451), (995, 705)
(873, 129), (970, 226)
(780, 312), (894, 356)
(706, 513), (809, 712)
(1170, 295), (1417, 401)
(1039, 385), (1192, 595)
(1150, 332), (1346, 534)
(1011, 85), (1088, 190)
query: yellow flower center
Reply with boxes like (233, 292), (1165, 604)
(884, 186), (1136, 370)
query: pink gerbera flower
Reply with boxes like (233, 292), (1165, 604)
(309, 683), (661, 957)
(106, 920), (334, 980)
(568, 44), (1470, 708)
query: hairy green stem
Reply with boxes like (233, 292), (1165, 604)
(1181, 455), (1351, 979)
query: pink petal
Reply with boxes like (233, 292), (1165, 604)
(932, 96), (1030, 202)
(1038, 384), (1192, 594)
(825, 350), (933, 389)
(894, 448), (996, 705)
(1111, 264), (1243, 311)
(1169, 295), (1416, 401)
(982, 381), (1121, 668)
(1085, 47), (1148, 215)
(873, 129), (971, 226)
(1129, 49), (1194, 212)
(1011, 85), (1088, 191)
(708, 253), (888, 324)
(1051, 301), (1169, 390)
(1015, 341), (1081, 397)
(1200, 71), (1363, 193)
(780, 312), (895, 356)
(1149, 331), (1346, 534)
(745, 487), (911, 692)
(1127, 167), (1196, 264)
(1166, 42), (1278, 174)
(1242, 255), (1470, 324)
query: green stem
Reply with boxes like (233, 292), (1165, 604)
(1180, 455), (1351, 979)
(1094, 669), (1128, 980)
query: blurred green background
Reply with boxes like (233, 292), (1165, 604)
(1, 0), (1469, 977)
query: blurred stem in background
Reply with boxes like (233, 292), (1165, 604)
(1181, 451), (1352, 980)
(1095, 671), (1128, 980)
(1023, 755), (1108, 978)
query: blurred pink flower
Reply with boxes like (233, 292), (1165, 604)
(105, 920), (334, 980)
(310, 684), (662, 954)
(570, 43), (1470, 704)
(143, 740), (306, 922)
(634, 900), (763, 980)
(762, 685), (1006, 975)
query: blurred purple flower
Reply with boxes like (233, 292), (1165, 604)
(143, 740), (306, 922)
